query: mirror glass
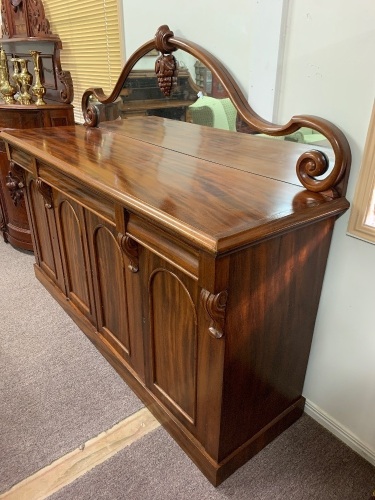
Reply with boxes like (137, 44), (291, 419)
(117, 49), (333, 170)
(119, 49), (212, 122)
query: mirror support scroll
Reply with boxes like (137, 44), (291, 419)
(81, 24), (351, 198)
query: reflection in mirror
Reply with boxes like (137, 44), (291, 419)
(120, 49), (241, 133)
(119, 49), (229, 122)
(118, 48), (332, 163)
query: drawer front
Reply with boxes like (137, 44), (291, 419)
(8, 146), (36, 175)
(38, 162), (116, 225)
(127, 212), (199, 280)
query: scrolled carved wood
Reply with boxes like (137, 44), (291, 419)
(5, 172), (23, 205)
(154, 24), (178, 54)
(201, 289), (228, 339)
(36, 178), (53, 208)
(5, 161), (25, 206)
(117, 232), (139, 273)
(27, 0), (52, 36)
(56, 68), (74, 104)
(81, 24), (351, 197)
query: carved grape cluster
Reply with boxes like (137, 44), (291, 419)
(155, 54), (178, 97)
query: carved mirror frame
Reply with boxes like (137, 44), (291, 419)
(82, 24), (351, 199)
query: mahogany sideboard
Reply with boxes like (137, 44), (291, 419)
(0, 26), (351, 486)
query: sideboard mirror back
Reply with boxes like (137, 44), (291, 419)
(82, 25), (351, 199)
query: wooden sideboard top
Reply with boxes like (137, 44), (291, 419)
(1, 116), (349, 253)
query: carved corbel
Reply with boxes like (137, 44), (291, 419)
(57, 69), (74, 104)
(5, 161), (25, 206)
(117, 232), (139, 273)
(36, 178), (53, 208)
(201, 289), (228, 339)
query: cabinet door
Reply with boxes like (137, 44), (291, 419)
(85, 210), (144, 375)
(26, 176), (65, 293)
(140, 246), (227, 457)
(141, 249), (201, 428)
(54, 192), (96, 325)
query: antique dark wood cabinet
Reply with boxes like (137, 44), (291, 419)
(0, 0), (74, 250)
(1, 25), (351, 485)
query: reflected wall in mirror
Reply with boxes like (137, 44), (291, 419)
(118, 49), (229, 123)
(117, 49), (331, 154)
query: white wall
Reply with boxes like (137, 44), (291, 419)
(121, 0), (256, 98)
(278, 0), (375, 462)
(121, 0), (375, 462)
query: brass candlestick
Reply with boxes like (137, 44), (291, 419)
(30, 50), (46, 105)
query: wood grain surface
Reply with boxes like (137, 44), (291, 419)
(1, 118), (348, 253)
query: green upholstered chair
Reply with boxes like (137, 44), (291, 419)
(188, 96), (237, 131)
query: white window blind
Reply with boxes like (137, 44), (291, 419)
(43, 0), (124, 123)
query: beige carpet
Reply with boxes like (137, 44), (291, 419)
(50, 414), (375, 500)
(0, 238), (143, 494)
(1, 238), (374, 499)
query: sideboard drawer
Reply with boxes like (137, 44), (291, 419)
(127, 212), (199, 279)
(38, 163), (116, 225)
(8, 146), (36, 175)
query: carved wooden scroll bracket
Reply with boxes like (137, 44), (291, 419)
(57, 69), (74, 104)
(36, 178), (53, 208)
(118, 232), (139, 273)
(5, 161), (25, 206)
(201, 289), (228, 339)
